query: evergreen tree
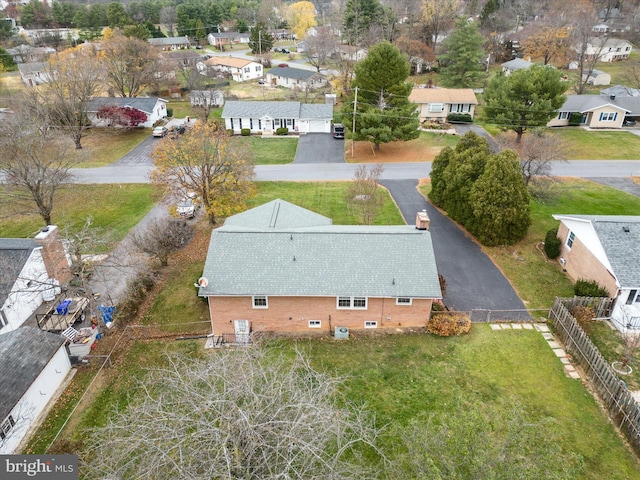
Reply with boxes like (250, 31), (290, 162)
(343, 0), (383, 45)
(470, 150), (531, 246)
(249, 21), (274, 55)
(428, 146), (453, 207)
(344, 41), (419, 150)
(437, 19), (486, 88)
(484, 64), (567, 143)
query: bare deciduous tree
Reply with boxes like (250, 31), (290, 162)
(130, 218), (193, 267)
(159, 6), (177, 37)
(80, 347), (384, 479)
(0, 115), (77, 225)
(101, 34), (159, 98)
(304, 28), (338, 72)
(345, 164), (385, 225)
(496, 130), (568, 186)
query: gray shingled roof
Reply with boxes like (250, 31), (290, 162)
(561, 215), (640, 287)
(502, 58), (533, 70)
(558, 95), (638, 115)
(86, 97), (166, 114)
(222, 101), (332, 120)
(17, 62), (47, 74)
(267, 66), (317, 81)
(149, 36), (190, 46)
(0, 326), (66, 421)
(200, 200), (441, 299)
(0, 239), (37, 307)
(601, 85), (640, 97)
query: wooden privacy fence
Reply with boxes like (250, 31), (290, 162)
(549, 297), (640, 454)
(554, 296), (614, 318)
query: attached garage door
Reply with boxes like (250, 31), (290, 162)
(308, 119), (330, 133)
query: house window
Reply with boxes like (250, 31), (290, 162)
(255, 65), (261, 72)
(599, 112), (617, 121)
(252, 296), (268, 309)
(428, 103), (444, 113)
(450, 103), (470, 113)
(0, 415), (15, 440)
(626, 290), (638, 305)
(244, 67), (250, 73)
(286, 119), (293, 127)
(308, 320), (321, 328)
(558, 112), (569, 120)
(337, 296), (367, 309)
(364, 321), (378, 328)
(566, 231), (575, 249)
(396, 297), (412, 306)
(626, 47), (631, 51)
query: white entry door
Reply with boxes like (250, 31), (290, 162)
(234, 320), (250, 343)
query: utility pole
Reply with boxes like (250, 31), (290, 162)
(351, 86), (358, 158)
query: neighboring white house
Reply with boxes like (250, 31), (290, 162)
(86, 97), (168, 128)
(0, 326), (72, 454)
(17, 62), (50, 86)
(203, 56), (263, 82)
(337, 45), (367, 61)
(501, 58), (532, 76)
(0, 227), (71, 335)
(265, 66), (327, 90)
(582, 37), (633, 62)
(207, 31), (250, 49)
(148, 36), (191, 50)
(189, 90), (224, 108)
(552, 215), (640, 333)
(583, 68), (611, 86)
(221, 100), (333, 134)
(547, 94), (639, 128)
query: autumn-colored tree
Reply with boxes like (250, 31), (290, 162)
(101, 34), (159, 97)
(97, 105), (148, 128)
(286, 1), (317, 40)
(150, 122), (255, 225)
(521, 26), (570, 65)
(395, 36), (435, 73)
(45, 44), (104, 149)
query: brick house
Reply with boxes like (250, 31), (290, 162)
(553, 215), (640, 332)
(198, 200), (441, 340)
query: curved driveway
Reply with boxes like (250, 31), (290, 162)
(380, 180), (527, 315)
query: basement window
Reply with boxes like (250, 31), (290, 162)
(0, 415), (15, 440)
(308, 320), (321, 328)
(364, 321), (378, 328)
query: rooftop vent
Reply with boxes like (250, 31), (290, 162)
(610, 95), (616, 100)
(623, 226), (630, 233)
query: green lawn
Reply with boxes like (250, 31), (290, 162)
(234, 136), (299, 164)
(547, 128), (640, 159)
(591, 52), (639, 84)
(72, 128), (151, 167)
(0, 184), (157, 247)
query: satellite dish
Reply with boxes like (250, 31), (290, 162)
(197, 277), (208, 287)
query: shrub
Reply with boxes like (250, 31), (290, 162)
(241, 128), (251, 136)
(544, 228), (561, 259)
(276, 127), (289, 135)
(167, 108), (174, 118)
(447, 113), (473, 123)
(431, 301), (446, 312)
(116, 271), (157, 322)
(569, 112), (582, 126)
(427, 313), (471, 336)
(574, 279), (609, 298)
(226, 129), (234, 136)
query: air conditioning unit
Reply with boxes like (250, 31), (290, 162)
(334, 326), (349, 339)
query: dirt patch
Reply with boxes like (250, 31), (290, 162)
(346, 139), (446, 163)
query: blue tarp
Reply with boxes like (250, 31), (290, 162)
(97, 305), (116, 325)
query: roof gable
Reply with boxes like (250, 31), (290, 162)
(0, 326), (66, 421)
(267, 66), (317, 81)
(0, 239), (37, 307)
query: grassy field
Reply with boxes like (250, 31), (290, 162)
(547, 128), (640, 160)
(0, 184), (157, 246)
(71, 128), (152, 167)
(235, 136), (299, 164)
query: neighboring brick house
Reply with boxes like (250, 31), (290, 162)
(547, 94), (639, 128)
(86, 97), (168, 128)
(408, 87), (478, 123)
(221, 100), (333, 134)
(163, 50), (203, 67)
(265, 66), (327, 90)
(203, 56), (263, 82)
(553, 215), (640, 332)
(198, 200), (441, 340)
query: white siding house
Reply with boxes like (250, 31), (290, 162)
(222, 101), (333, 134)
(86, 97), (168, 128)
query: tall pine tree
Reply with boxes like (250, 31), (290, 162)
(437, 19), (486, 88)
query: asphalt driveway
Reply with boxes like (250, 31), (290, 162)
(294, 133), (345, 163)
(114, 134), (158, 166)
(380, 179), (528, 317)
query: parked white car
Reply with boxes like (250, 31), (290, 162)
(177, 199), (196, 218)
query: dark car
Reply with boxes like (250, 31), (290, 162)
(281, 48), (290, 54)
(332, 123), (345, 139)
(623, 117), (637, 127)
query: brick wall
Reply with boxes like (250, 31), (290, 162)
(558, 223), (618, 296)
(208, 295), (434, 335)
(34, 226), (72, 284)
